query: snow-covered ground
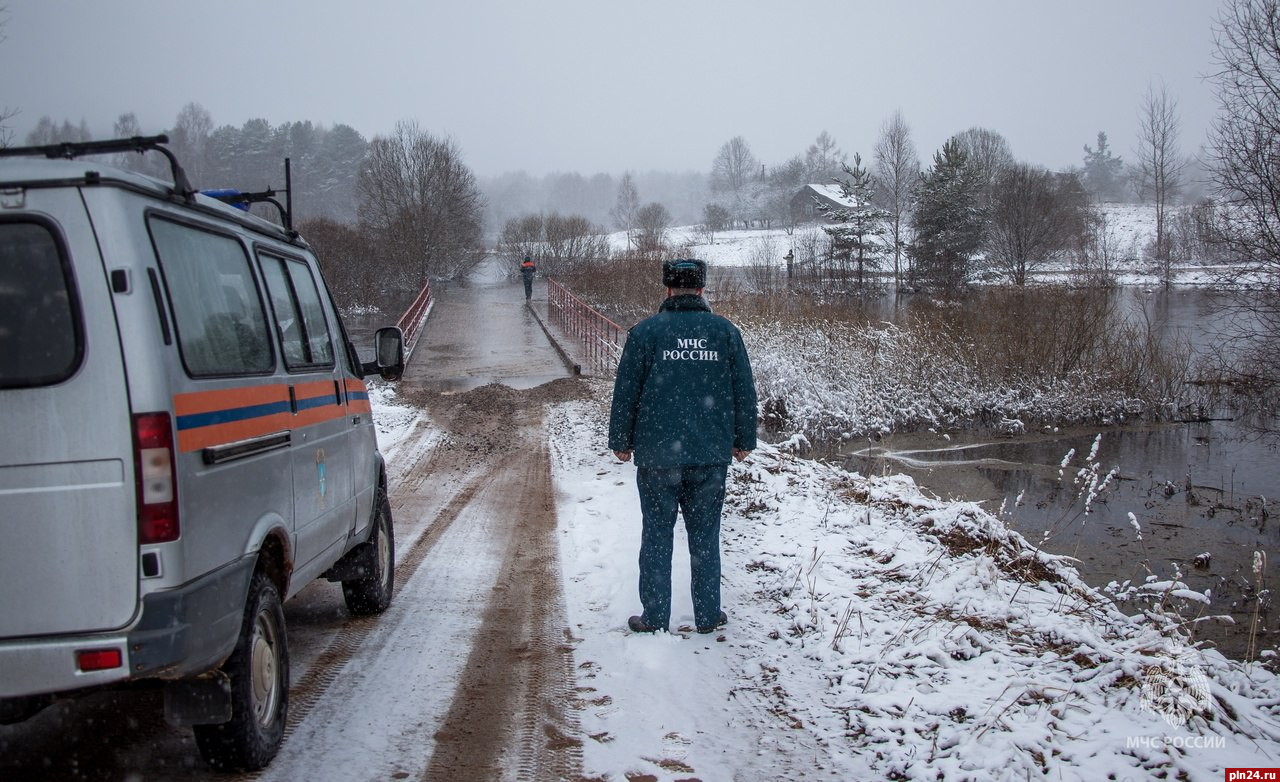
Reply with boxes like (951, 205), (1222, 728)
(372, 384), (1280, 781)
(619, 202), (1238, 289)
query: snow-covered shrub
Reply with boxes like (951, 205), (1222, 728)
(743, 317), (1154, 444)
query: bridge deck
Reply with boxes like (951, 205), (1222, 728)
(401, 262), (572, 393)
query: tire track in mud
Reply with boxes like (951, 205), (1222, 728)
(420, 437), (581, 781)
(232, 421), (498, 781)
(404, 380), (587, 781)
(257, 478), (493, 768)
(255, 379), (587, 782)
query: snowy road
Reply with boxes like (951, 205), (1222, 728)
(249, 380), (585, 782)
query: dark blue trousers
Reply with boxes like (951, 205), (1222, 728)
(636, 464), (728, 631)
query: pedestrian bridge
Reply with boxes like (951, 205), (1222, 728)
(390, 259), (622, 392)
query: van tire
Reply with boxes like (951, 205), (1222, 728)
(193, 570), (289, 771)
(342, 488), (395, 615)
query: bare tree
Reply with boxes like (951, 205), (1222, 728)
(1209, 0), (1280, 271)
(742, 234), (784, 296)
(610, 172), (640, 249)
(112, 111), (142, 137)
(710, 136), (758, 223)
(952, 126), (1015, 214)
(497, 213), (546, 270)
(804, 130), (846, 183)
(1072, 209), (1128, 286)
(872, 110), (920, 288)
(700, 202), (730, 245)
(987, 165), (1089, 285)
(544, 213), (611, 275)
(24, 116), (91, 146)
(170, 102), (214, 186)
(634, 202), (671, 253)
(300, 217), (379, 308)
(952, 127), (1015, 181)
(357, 120), (487, 283)
(0, 6), (16, 148)
(107, 112), (157, 175)
(1207, 0), (1280, 383)
(1133, 81), (1186, 284)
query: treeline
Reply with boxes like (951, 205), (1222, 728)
(23, 109), (368, 224)
(481, 169), (706, 238)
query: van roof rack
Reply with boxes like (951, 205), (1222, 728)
(0, 134), (195, 200)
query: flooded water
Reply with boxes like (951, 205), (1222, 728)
(847, 422), (1278, 662)
(835, 286), (1278, 661)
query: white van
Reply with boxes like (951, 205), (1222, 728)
(0, 136), (404, 771)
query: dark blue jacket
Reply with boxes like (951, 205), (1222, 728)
(608, 295), (757, 467)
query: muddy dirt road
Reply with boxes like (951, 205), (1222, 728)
(0, 272), (587, 781)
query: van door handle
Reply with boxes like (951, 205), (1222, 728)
(351, 415), (361, 426)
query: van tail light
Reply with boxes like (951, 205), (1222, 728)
(133, 412), (179, 544)
(77, 648), (123, 672)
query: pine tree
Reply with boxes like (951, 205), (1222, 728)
(819, 153), (890, 291)
(909, 140), (986, 293)
(1082, 131), (1125, 202)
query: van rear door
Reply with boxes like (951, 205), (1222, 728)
(0, 194), (138, 638)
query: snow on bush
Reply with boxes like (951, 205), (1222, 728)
(743, 318), (1148, 443)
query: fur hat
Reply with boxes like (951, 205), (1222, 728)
(662, 258), (706, 289)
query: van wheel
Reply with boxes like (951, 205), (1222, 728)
(193, 570), (289, 771)
(342, 488), (395, 615)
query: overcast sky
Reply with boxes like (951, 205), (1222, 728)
(2, 0), (1228, 178)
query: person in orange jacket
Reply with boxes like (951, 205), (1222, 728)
(520, 255), (536, 302)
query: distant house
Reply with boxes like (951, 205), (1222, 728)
(789, 183), (859, 224)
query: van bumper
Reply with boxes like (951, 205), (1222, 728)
(0, 555), (255, 700)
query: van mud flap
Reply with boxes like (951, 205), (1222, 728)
(164, 671), (232, 727)
(322, 540), (373, 582)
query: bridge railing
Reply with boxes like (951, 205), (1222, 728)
(546, 277), (624, 375)
(396, 279), (433, 361)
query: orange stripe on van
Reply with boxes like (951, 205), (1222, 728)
(173, 381), (352, 453)
(173, 385), (290, 416)
(173, 384), (294, 453)
(344, 378), (372, 414)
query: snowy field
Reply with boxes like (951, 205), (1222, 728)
(618, 202), (1236, 289)
(371, 384), (1280, 781)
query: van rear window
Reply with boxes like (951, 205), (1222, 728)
(0, 221), (82, 388)
(149, 218), (273, 377)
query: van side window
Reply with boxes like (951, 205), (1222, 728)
(259, 252), (335, 370)
(0, 221), (82, 388)
(149, 218), (273, 376)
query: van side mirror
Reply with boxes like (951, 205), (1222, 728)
(362, 327), (404, 381)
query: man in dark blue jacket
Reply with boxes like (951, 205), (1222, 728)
(608, 258), (757, 634)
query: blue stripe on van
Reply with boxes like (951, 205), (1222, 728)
(176, 400), (293, 431)
(295, 394), (337, 412)
(346, 390), (369, 402)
